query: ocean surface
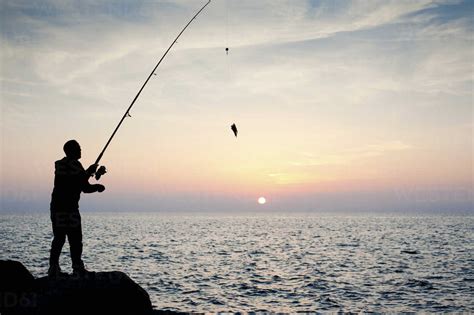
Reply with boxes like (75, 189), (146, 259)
(1, 213), (473, 312)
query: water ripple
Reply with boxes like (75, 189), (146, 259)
(1, 213), (473, 312)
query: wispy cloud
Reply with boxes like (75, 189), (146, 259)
(291, 141), (412, 167)
(267, 141), (412, 185)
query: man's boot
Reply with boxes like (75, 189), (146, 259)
(72, 262), (93, 277)
(48, 264), (66, 278)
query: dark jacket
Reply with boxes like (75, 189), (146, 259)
(50, 157), (96, 212)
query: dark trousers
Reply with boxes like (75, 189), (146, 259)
(49, 211), (84, 270)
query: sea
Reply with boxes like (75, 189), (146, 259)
(1, 212), (473, 313)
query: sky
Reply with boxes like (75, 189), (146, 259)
(0, 0), (473, 213)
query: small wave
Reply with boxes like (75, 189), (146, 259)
(319, 295), (339, 307)
(305, 280), (329, 290)
(119, 255), (134, 261)
(248, 250), (266, 255)
(250, 278), (271, 285)
(253, 288), (278, 296)
(181, 298), (198, 306)
(336, 243), (360, 247)
(401, 249), (420, 254)
(182, 289), (200, 294)
(209, 298), (225, 305)
(149, 252), (167, 261)
(406, 279), (434, 289)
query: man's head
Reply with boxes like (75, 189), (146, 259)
(63, 140), (81, 159)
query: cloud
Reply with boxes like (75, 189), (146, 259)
(2, 0), (470, 95)
(291, 141), (412, 167)
(263, 140), (414, 186)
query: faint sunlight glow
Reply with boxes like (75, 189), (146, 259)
(258, 197), (266, 205)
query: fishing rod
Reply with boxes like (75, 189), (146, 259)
(93, 0), (212, 179)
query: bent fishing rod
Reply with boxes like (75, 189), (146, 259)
(92, 0), (211, 179)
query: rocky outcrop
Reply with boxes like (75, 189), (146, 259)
(0, 260), (173, 315)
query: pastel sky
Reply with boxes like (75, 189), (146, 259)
(1, 0), (472, 212)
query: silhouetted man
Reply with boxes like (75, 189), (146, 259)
(49, 140), (105, 277)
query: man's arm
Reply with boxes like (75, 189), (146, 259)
(82, 182), (105, 193)
(82, 164), (105, 193)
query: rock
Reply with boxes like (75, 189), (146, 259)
(0, 260), (37, 314)
(0, 260), (35, 291)
(35, 271), (153, 315)
(0, 260), (161, 315)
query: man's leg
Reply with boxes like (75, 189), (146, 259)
(49, 212), (66, 274)
(67, 212), (84, 272)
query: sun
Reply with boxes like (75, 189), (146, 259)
(258, 197), (266, 205)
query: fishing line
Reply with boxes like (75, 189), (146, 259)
(225, 0), (238, 138)
(225, 0), (229, 55)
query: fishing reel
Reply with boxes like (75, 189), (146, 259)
(95, 165), (107, 180)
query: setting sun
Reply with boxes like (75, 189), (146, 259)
(258, 197), (266, 205)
